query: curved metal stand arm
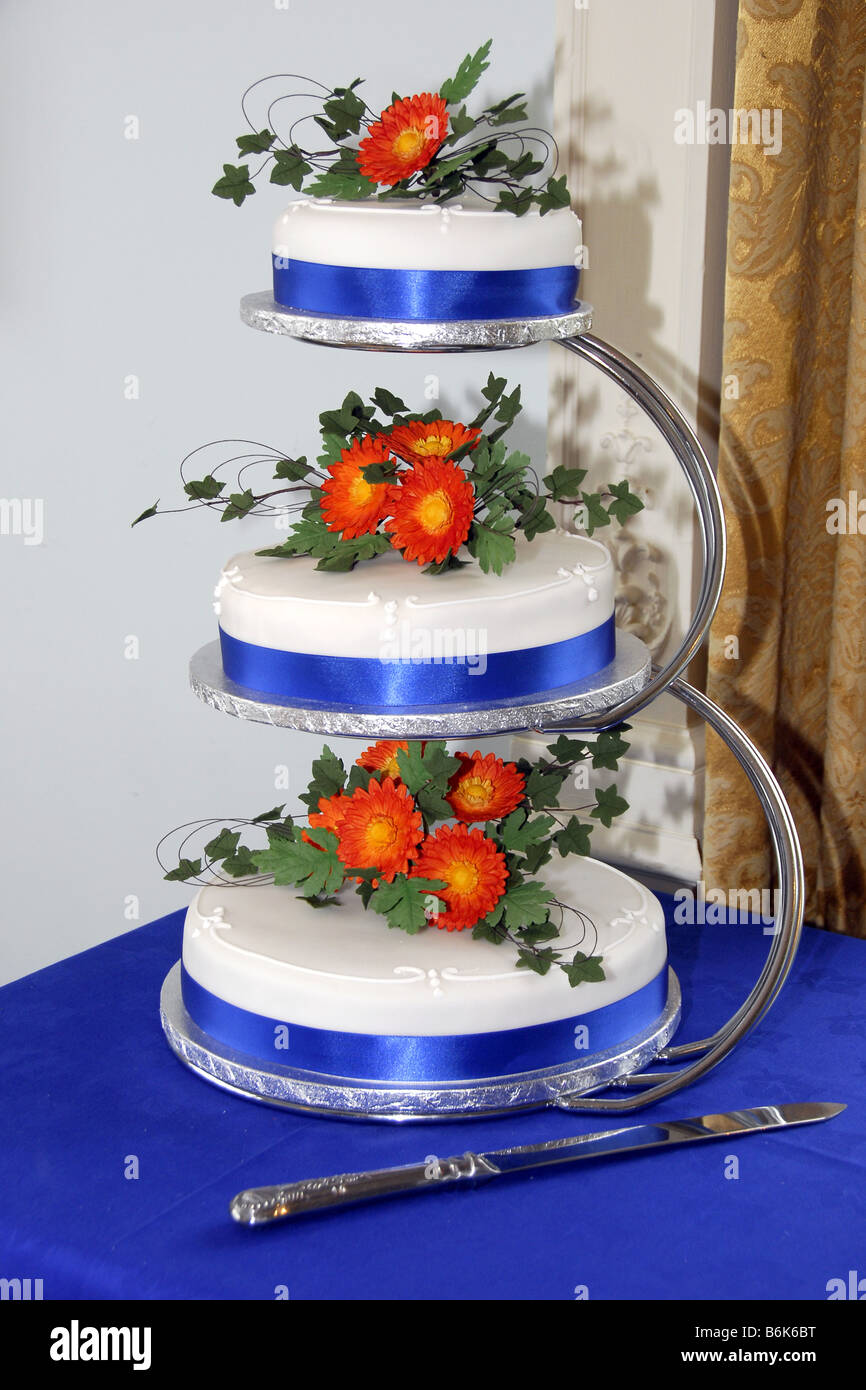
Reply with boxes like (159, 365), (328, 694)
(553, 677), (805, 1113)
(556, 335), (727, 726)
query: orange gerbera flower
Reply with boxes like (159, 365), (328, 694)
(358, 93), (448, 187)
(447, 751), (526, 824)
(385, 457), (475, 566)
(384, 420), (481, 464)
(410, 824), (508, 932)
(355, 740), (425, 781)
(321, 435), (392, 539)
(336, 777), (424, 883)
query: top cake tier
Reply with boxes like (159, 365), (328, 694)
(271, 197), (583, 324)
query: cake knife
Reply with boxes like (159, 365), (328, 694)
(229, 1101), (844, 1225)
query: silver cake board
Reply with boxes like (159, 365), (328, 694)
(160, 961), (681, 1124)
(189, 631), (652, 739)
(240, 291), (594, 353)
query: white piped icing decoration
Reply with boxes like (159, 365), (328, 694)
(189, 904), (231, 940)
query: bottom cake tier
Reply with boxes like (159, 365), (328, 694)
(162, 858), (679, 1119)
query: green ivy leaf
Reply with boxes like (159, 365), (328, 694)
(516, 920), (560, 946)
(269, 145), (312, 189)
(439, 39), (492, 104)
(422, 553), (470, 575)
(543, 464), (588, 501)
(554, 816), (593, 858)
(236, 129), (275, 156)
(273, 456), (311, 482)
(212, 163), (256, 205)
(472, 917), (507, 944)
(580, 492), (611, 534)
(164, 858), (202, 882)
(369, 875), (446, 935)
(184, 474), (224, 502)
(563, 951), (606, 986)
(519, 494), (556, 541)
(545, 734), (589, 763)
(449, 105), (477, 138)
(496, 187), (534, 217)
(606, 480), (644, 526)
(485, 94), (528, 127)
(372, 387), (409, 417)
(503, 151), (544, 182)
(515, 946), (556, 975)
(521, 839), (553, 875)
(590, 729), (631, 771)
(222, 846), (260, 878)
(535, 174), (571, 216)
(319, 84), (367, 139)
(221, 489), (257, 522)
(522, 764), (569, 810)
(252, 805), (286, 823)
(591, 785), (629, 828)
(204, 828), (240, 861)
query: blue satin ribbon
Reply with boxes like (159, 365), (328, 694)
(219, 617), (615, 708)
(273, 256), (580, 321)
(181, 964), (668, 1083)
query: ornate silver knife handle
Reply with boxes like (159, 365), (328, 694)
(230, 1152), (496, 1225)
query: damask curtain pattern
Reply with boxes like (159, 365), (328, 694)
(704, 0), (866, 933)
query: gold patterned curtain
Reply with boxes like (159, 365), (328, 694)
(704, 0), (866, 935)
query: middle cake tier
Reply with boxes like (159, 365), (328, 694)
(214, 529), (616, 709)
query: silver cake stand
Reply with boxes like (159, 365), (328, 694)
(162, 298), (805, 1120)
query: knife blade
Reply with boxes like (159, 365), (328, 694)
(229, 1101), (844, 1226)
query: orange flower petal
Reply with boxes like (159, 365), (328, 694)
(384, 456), (476, 566)
(358, 93), (448, 187)
(410, 823), (508, 931)
(336, 776), (424, 883)
(355, 740), (427, 782)
(321, 435), (392, 539)
(447, 751), (526, 824)
(384, 420), (481, 464)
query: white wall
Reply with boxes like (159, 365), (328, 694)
(0, 0), (558, 982)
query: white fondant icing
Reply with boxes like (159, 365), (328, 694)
(217, 530), (615, 660)
(183, 857), (667, 1035)
(273, 197), (583, 273)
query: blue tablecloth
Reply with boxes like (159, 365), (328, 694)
(0, 901), (862, 1301)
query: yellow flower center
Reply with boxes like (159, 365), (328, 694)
(382, 756), (401, 778)
(458, 776), (494, 809)
(364, 815), (398, 855)
(392, 126), (426, 163)
(349, 472), (375, 506)
(416, 489), (453, 534)
(412, 434), (454, 457)
(449, 859), (480, 895)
